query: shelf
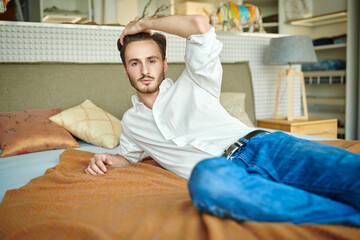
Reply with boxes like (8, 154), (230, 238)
(287, 11), (347, 27)
(304, 70), (346, 77)
(41, 0), (92, 24)
(42, 14), (88, 24)
(314, 43), (347, 50)
(307, 97), (345, 106)
(304, 70), (346, 84)
(263, 22), (278, 27)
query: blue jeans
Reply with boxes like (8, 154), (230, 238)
(188, 132), (360, 226)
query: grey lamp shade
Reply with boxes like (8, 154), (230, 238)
(264, 35), (318, 65)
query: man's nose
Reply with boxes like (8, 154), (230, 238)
(141, 63), (150, 75)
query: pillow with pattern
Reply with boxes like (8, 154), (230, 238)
(0, 108), (80, 157)
(49, 100), (122, 149)
(220, 92), (255, 127)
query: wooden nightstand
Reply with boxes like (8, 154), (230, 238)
(257, 117), (338, 139)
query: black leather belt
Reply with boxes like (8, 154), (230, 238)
(222, 130), (269, 159)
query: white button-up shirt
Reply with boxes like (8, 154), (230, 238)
(117, 28), (255, 179)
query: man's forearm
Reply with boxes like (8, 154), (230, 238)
(138, 15), (210, 38)
(114, 154), (132, 167)
(120, 15), (211, 44)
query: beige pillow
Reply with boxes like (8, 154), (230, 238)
(220, 92), (255, 127)
(50, 100), (122, 149)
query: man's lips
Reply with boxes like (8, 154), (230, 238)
(139, 76), (154, 84)
(140, 79), (153, 84)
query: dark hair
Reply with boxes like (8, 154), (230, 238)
(117, 32), (167, 66)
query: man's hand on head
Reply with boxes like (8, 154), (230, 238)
(119, 18), (152, 45)
(119, 15), (210, 46)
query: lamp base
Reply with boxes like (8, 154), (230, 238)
(274, 68), (308, 121)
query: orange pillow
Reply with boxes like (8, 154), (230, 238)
(0, 108), (80, 157)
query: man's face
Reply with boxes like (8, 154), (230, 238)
(123, 40), (167, 94)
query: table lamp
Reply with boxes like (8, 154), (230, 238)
(264, 35), (317, 121)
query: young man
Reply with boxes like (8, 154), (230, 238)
(85, 15), (360, 226)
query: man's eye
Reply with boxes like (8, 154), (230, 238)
(149, 60), (156, 63)
(131, 62), (138, 66)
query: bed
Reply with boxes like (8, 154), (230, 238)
(1, 61), (360, 239)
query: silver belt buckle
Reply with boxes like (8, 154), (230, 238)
(222, 141), (244, 159)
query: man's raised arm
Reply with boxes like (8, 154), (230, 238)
(119, 15), (211, 45)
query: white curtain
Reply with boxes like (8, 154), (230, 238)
(346, 0), (360, 140)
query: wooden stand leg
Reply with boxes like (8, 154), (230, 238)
(274, 72), (286, 119)
(299, 71), (309, 119)
(287, 71), (294, 121)
(274, 69), (309, 121)
(274, 73), (281, 119)
(292, 71), (309, 120)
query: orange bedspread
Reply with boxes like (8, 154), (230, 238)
(1, 140), (360, 239)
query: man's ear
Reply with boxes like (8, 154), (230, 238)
(123, 66), (128, 77)
(163, 58), (168, 73)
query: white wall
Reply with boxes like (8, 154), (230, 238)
(117, 0), (138, 24)
(279, 0), (347, 37)
(312, 0), (347, 39)
(42, 0), (89, 12)
(138, 0), (172, 18)
(278, 0), (311, 35)
(244, 0), (278, 18)
(93, 0), (138, 25)
(312, 0), (346, 15)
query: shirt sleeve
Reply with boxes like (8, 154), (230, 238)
(116, 130), (143, 164)
(184, 27), (223, 98)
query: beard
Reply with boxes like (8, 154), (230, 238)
(129, 70), (165, 94)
